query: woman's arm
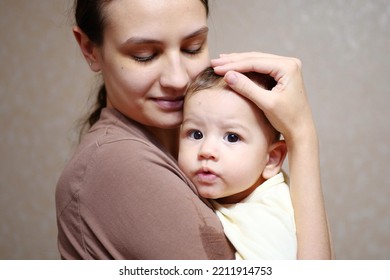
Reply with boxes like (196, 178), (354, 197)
(56, 135), (235, 259)
(211, 52), (332, 259)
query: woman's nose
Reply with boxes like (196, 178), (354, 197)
(160, 54), (189, 91)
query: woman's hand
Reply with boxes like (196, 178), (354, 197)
(212, 52), (333, 259)
(211, 52), (315, 144)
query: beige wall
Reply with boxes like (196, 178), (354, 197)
(1, 0), (389, 259)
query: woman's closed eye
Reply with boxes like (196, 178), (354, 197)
(133, 54), (156, 62)
(182, 44), (203, 56)
(181, 39), (206, 57)
(131, 50), (158, 63)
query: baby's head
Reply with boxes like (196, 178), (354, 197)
(185, 67), (280, 142)
(179, 67), (287, 203)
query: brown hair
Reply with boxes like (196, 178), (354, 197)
(186, 67), (276, 96)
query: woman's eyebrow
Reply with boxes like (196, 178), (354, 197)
(122, 26), (209, 46)
(122, 37), (161, 46)
(184, 26), (209, 40)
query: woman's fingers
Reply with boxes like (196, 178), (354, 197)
(212, 53), (302, 84)
(224, 70), (272, 109)
(212, 51), (283, 64)
(213, 52), (311, 140)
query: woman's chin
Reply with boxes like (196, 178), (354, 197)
(156, 114), (183, 129)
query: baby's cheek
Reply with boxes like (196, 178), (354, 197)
(232, 165), (261, 189)
(178, 148), (192, 172)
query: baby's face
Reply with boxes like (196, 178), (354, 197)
(178, 87), (273, 203)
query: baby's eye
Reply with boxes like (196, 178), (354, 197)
(224, 133), (240, 143)
(189, 130), (203, 140)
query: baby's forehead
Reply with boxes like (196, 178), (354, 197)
(186, 86), (257, 109)
(186, 88), (221, 107)
(183, 86), (279, 136)
(187, 84), (235, 99)
(185, 87), (268, 123)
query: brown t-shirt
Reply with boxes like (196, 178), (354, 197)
(55, 108), (234, 259)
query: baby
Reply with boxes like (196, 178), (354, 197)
(178, 67), (297, 259)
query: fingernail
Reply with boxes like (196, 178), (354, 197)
(225, 72), (238, 85)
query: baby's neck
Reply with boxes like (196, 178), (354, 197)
(216, 176), (265, 204)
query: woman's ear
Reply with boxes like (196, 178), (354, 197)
(73, 26), (101, 72)
(262, 140), (287, 180)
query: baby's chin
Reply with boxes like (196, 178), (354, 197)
(197, 188), (224, 201)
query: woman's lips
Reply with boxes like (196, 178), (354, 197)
(154, 97), (184, 111)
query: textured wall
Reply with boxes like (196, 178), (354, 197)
(1, 0), (389, 259)
(0, 0), (93, 259)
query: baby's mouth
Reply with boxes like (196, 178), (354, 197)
(195, 168), (218, 184)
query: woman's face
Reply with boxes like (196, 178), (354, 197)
(96, 0), (210, 129)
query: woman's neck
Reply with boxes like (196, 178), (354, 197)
(146, 126), (180, 159)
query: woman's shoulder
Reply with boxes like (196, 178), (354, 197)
(73, 108), (169, 164)
(56, 108), (193, 207)
(59, 109), (182, 186)
(88, 107), (157, 146)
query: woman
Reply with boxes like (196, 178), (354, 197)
(56, 0), (331, 259)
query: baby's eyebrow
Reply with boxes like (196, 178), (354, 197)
(221, 120), (251, 133)
(181, 117), (199, 126)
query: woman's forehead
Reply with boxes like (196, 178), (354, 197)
(103, 0), (207, 36)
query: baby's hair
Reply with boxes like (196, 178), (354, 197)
(185, 67), (281, 141)
(186, 67), (276, 99)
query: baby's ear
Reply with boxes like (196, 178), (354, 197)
(262, 140), (287, 180)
